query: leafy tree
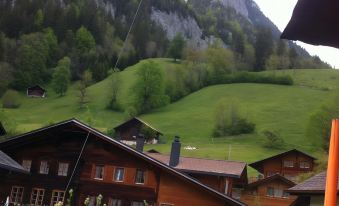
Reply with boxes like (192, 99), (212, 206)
(0, 107), (17, 137)
(289, 47), (299, 69)
(0, 62), (13, 95)
(254, 27), (273, 71)
(75, 26), (96, 53)
(205, 41), (235, 75)
(167, 33), (185, 61)
(108, 69), (122, 111)
(78, 70), (92, 108)
(132, 61), (169, 114)
(34, 9), (44, 30)
(52, 57), (71, 96)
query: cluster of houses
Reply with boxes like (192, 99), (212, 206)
(0, 118), (333, 206)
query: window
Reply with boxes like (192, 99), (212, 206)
(30, 188), (45, 206)
(10, 186), (24, 204)
(224, 179), (229, 194)
(131, 201), (144, 206)
(135, 169), (145, 184)
(300, 161), (310, 169)
(114, 168), (125, 182)
(39, 161), (49, 174)
(51, 190), (65, 206)
(267, 187), (274, 197)
(283, 191), (289, 198)
(283, 160), (294, 168)
(267, 171), (278, 177)
(22, 160), (32, 172)
(94, 165), (104, 180)
(108, 198), (122, 206)
(274, 188), (283, 197)
(88, 196), (96, 206)
(58, 163), (69, 176)
(231, 188), (242, 200)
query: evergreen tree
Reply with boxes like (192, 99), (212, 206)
(168, 33), (185, 61)
(254, 27), (273, 71)
(75, 26), (96, 53)
(52, 57), (71, 96)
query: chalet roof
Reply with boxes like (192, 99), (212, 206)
(281, 0), (339, 48)
(288, 172), (336, 195)
(148, 153), (247, 178)
(114, 117), (163, 135)
(246, 174), (296, 189)
(0, 122), (6, 136)
(0, 150), (28, 173)
(27, 85), (46, 92)
(249, 149), (316, 173)
(0, 119), (245, 206)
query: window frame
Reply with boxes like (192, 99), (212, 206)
(30, 188), (45, 206)
(50, 190), (65, 206)
(108, 198), (122, 206)
(114, 167), (125, 182)
(266, 187), (274, 197)
(135, 169), (146, 185)
(22, 159), (32, 172)
(10, 186), (24, 204)
(57, 162), (70, 177)
(131, 201), (144, 206)
(299, 161), (311, 169)
(94, 165), (105, 180)
(39, 160), (50, 174)
(283, 160), (294, 168)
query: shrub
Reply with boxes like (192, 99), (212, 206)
(263, 130), (285, 149)
(2, 90), (21, 108)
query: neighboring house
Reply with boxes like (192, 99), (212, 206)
(0, 119), (245, 206)
(249, 149), (316, 181)
(0, 122), (6, 136)
(27, 85), (46, 98)
(287, 171), (339, 206)
(114, 117), (163, 145)
(147, 148), (248, 199)
(241, 174), (297, 206)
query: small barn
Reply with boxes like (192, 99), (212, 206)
(0, 122), (6, 136)
(26, 85), (46, 98)
(114, 117), (163, 145)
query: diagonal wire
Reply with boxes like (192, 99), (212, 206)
(113, 0), (144, 70)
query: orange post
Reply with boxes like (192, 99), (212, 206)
(324, 119), (339, 206)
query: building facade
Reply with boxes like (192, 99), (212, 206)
(0, 119), (244, 206)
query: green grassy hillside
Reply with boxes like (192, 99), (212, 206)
(1, 59), (338, 171)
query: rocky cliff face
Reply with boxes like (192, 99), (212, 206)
(212, 0), (249, 19)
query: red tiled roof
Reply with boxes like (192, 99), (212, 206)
(288, 172), (338, 195)
(147, 153), (246, 178)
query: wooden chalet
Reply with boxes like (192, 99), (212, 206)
(0, 122), (6, 136)
(147, 152), (248, 200)
(27, 85), (46, 98)
(240, 174), (297, 206)
(287, 171), (339, 206)
(249, 149), (316, 181)
(0, 119), (245, 206)
(114, 117), (163, 145)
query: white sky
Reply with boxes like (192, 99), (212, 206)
(254, 0), (339, 68)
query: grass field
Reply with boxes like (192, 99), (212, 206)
(1, 58), (337, 175)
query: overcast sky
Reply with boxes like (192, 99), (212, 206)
(253, 0), (339, 68)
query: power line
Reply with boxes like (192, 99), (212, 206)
(113, 0), (143, 70)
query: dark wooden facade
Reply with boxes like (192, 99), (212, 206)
(0, 119), (244, 206)
(241, 174), (297, 206)
(114, 118), (162, 145)
(27, 85), (46, 98)
(249, 149), (316, 181)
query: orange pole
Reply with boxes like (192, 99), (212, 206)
(324, 119), (339, 206)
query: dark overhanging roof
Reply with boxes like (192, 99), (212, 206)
(0, 119), (245, 206)
(246, 174), (296, 189)
(281, 0), (339, 48)
(249, 149), (316, 172)
(27, 85), (46, 92)
(114, 117), (163, 135)
(0, 150), (28, 174)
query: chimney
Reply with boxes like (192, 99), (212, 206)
(136, 134), (145, 152)
(169, 136), (181, 167)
